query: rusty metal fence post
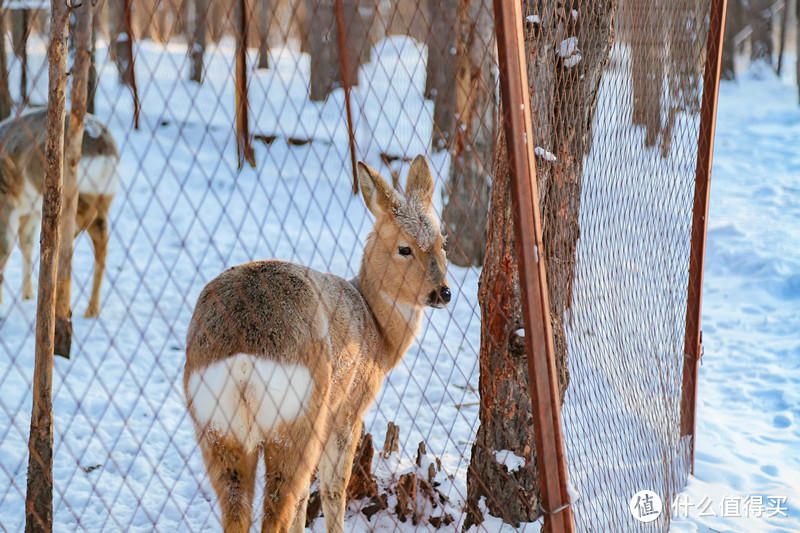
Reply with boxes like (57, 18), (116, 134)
(493, 1), (574, 531)
(679, 0), (728, 471)
(24, 0), (70, 530)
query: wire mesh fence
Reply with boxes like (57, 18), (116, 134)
(0, 0), (720, 531)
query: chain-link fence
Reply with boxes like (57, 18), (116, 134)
(0, 0), (721, 531)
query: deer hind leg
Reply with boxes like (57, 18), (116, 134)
(17, 212), (39, 300)
(318, 422), (361, 533)
(83, 194), (112, 318)
(261, 343), (332, 533)
(0, 206), (20, 305)
(199, 434), (259, 533)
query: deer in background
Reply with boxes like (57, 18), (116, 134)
(0, 108), (119, 317)
(184, 155), (450, 532)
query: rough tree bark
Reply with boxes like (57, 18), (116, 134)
(258, 0), (272, 69)
(235, 0), (256, 168)
(188, 0), (208, 82)
(0, 1), (13, 120)
(25, 0), (69, 529)
(466, 0), (616, 527)
(54, 0), (93, 358)
(304, 0), (371, 102)
(749, 0), (773, 65)
(11, 7), (29, 104)
(425, 0), (458, 150)
(442, 0), (495, 268)
(630, 0), (663, 146)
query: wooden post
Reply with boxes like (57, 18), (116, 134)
(679, 0), (728, 472)
(122, 0), (140, 129)
(24, 0), (70, 529)
(492, 1), (574, 532)
(235, 0), (256, 169)
(54, 0), (94, 358)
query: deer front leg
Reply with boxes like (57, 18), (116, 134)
(318, 422), (361, 533)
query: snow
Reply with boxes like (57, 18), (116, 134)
(534, 146), (557, 161)
(0, 27), (797, 533)
(493, 450), (526, 473)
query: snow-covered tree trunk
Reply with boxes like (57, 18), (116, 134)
(442, 0), (495, 268)
(466, 0), (616, 526)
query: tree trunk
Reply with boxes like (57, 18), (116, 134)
(109, 0), (130, 84)
(441, 0), (495, 268)
(235, 0), (256, 168)
(54, 0), (93, 358)
(466, 0), (616, 526)
(750, 0), (773, 64)
(797, 0), (800, 103)
(0, 2), (13, 120)
(776, 0), (788, 75)
(425, 0), (458, 150)
(630, 0), (663, 146)
(24, 0), (69, 528)
(258, 0), (272, 69)
(721, 0), (742, 81)
(304, 0), (370, 102)
(189, 0), (208, 82)
(11, 8), (29, 104)
(87, 14), (98, 115)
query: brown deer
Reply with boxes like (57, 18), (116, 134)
(184, 156), (450, 532)
(0, 108), (119, 317)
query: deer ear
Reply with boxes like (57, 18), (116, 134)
(358, 161), (399, 217)
(405, 155), (434, 206)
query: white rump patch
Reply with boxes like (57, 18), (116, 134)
(78, 156), (120, 195)
(186, 354), (313, 451)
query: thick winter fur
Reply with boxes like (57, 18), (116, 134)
(184, 156), (449, 533)
(0, 108), (119, 316)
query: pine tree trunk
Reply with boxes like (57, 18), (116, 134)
(258, 0), (272, 69)
(189, 0), (208, 82)
(425, 0), (458, 150)
(441, 0), (495, 268)
(466, 0), (616, 526)
(54, 0), (93, 358)
(109, 0), (132, 85)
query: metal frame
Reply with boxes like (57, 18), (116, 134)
(493, 1), (574, 531)
(680, 0), (728, 472)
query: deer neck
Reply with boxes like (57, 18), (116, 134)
(354, 266), (423, 370)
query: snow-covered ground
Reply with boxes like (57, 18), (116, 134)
(0, 32), (798, 533)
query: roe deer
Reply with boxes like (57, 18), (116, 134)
(184, 156), (450, 532)
(0, 108), (119, 317)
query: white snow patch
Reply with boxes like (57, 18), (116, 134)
(515, 328), (525, 337)
(534, 146), (557, 161)
(186, 354), (313, 452)
(494, 449), (526, 472)
(558, 37), (579, 58)
(526, 14), (540, 24)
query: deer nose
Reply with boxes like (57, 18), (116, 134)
(439, 286), (451, 304)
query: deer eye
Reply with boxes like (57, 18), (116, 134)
(398, 246), (412, 257)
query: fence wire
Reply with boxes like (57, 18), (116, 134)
(0, 0), (715, 531)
